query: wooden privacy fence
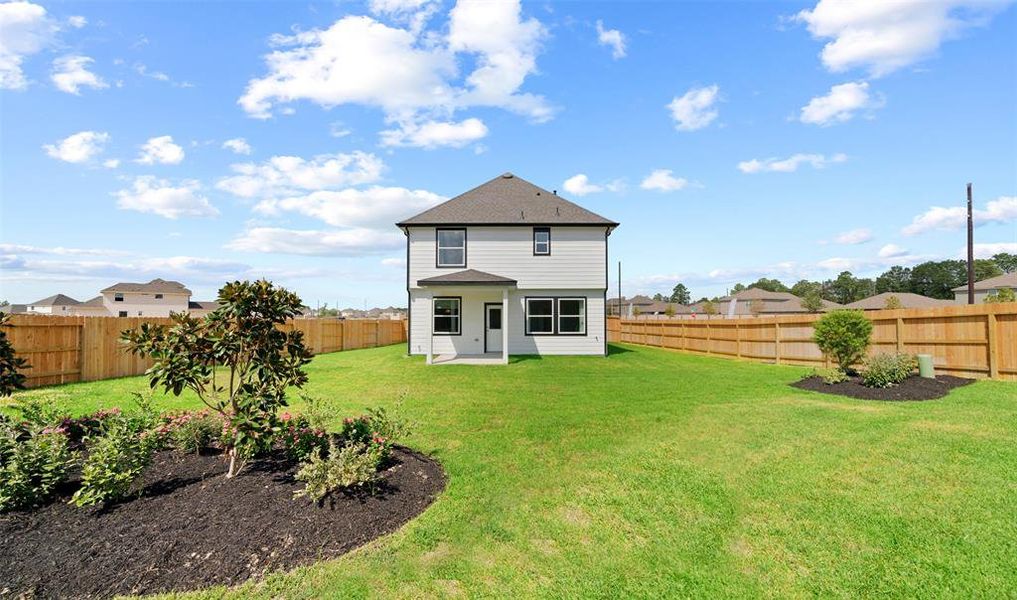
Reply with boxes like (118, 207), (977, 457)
(3, 315), (408, 388)
(607, 303), (1017, 381)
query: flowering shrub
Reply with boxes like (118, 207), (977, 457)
(294, 441), (383, 501)
(1, 424), (73, 512)
(278, 412), (328, 461)
(338, 407), (408, 461)
(71, 418), (158, 507)
(862, 353), (917, 388)
(60, 407), (122, 444)
(158, 410), (222, 454)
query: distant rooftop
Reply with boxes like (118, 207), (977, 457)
(101, 278), (192, 295)
(951, 272), (1017, 292)
(28, 293), (80, 306)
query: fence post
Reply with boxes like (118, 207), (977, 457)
(987, 312), (999, 379)
(706, 321), (712, 355)
(896, 317), (905, 353)
(735, 322), (742, 358)
(774, 322), (781, 365)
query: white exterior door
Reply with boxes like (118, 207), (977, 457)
(485, 304), (503, 354)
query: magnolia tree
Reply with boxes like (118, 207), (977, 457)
(0, 314), (28, 397)
(123, 280), (312, 477)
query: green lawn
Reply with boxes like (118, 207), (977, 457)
(7, 343), (1017, 598)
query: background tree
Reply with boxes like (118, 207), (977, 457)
(992, 252), (1017, 273)
(790, 280), (823, 298)
(825, 271), (874, 304)
(652, 293), (665, 302)
(875, 266), (912, 294)
(670, 283), (691, 304)
(909, 260), (965, 299)
(123, 280), (312, 478)
(730, 283), (746, 294)
(664, 304), (676, 317)
(701, 300), (718, 316)
(800, 290), (825, 313)
(883, 295), (903, 310)
(973, 259), (1003, 282)
(984, 287), (1016, 303)
(0, 314), (29, 396)
(747, 278), (791, 293)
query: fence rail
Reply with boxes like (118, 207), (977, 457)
(607, 304), (1017, 381)
(3, 315), (407, 388)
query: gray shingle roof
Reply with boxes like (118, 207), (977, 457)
(951, 272), (1017, 292)
(79, 296), (105, 307)
(101, 278), (191, 294)
(417, 269), (517, 286)
(397, 173), (619, 227)
(29, 293), (80, 306)
(843, 292), (953, 310)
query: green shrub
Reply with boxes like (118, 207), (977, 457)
(813, 310), (873, 373)
(814, 368), (848, 385)
(862, 353), (917, 388)
(294, 441), (383, 501)
(71, 419), (158, 507)
(11, 396), (66, 432)
(0, 425), (73, 512)
(0, 313), (28, 397)
(278, 412), (328, 461)
(160, 410), (222, 454)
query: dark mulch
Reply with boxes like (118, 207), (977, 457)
(791, 373), (974, 401)
(0, 446), (445, 599)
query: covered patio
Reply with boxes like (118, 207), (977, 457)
(416, 269), (516, 365)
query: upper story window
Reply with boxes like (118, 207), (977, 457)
(533, 227), (550, 255)
(154, 294), (163, 299)
(436, 228), (466, 268)
(114, 293), (124, 302)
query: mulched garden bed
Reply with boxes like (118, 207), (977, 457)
(792, 374), (974, 401)
(0, 446), (445, 599)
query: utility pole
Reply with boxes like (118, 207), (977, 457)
(617, 261), (622, 318)
(967, 183), (975, 305)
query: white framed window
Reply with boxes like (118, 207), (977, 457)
(525, 298), (555, 335)
(114, 293), (124, 302)
(557, 298), (586, 335)
(533, 227), (550, 255)
(433, 297), (461, 335)
(436, 228), (466, 267)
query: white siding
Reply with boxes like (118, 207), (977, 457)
(409, 289), (605, 356)
(101, 292), (189, 317)
(408, 226), (608, 290)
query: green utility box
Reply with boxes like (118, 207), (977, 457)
(917, 354), (935, 379)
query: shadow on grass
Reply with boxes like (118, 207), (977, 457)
(607, 344), (634, 356)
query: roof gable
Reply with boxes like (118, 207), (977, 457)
(101, 278), (192, 294)
(397, 173), (618, 227)
(29, 293), (80, 306)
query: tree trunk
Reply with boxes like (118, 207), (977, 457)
(226, 447), (237, 478)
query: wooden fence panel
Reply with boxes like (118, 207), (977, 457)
(608, 303), (1017, 381)
(3, 315), (408, 388)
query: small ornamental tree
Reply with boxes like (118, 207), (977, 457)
(813, 310), (872, 373)
(984, 287), (1016, 303)
(800, 290), (825, 313)
(0, 313), (28, 397)
(122, 280), (312, 477)
(883, 295), (903, 310)
(701, 300), (718, 316)
(664, 304), (676, 317)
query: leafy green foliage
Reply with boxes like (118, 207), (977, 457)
(984, 287), (1016, 303)
(800, 290), (825, 313)
(278, 412), (328, 461)
(814, 368), (848, 385)
(883, 295), (903, 310)
(294, 441), (383, 501)
(11, 395), (65, 432)
(0, 313), (28, 397)
(0, 425), (72, 512)
(790, 279), (823, 298)
(71, 418), (158, 507)
(862, 353), (917, 388)
(700, 300), (718, 316)
(875, 266), (913, 294)
(160, 410), (223, 454)
(813, 310), (873, 372)
(993, 252), (1017, 274)
(670, 283), (691, 304)
(122, 279), (312, 478)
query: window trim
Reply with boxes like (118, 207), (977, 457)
(533, 227), (551, 256)
(432, 296), (462, 336)
(524, 297), (556, 336)
(435, 228), (467, 268)
(556, 297), (588, 336)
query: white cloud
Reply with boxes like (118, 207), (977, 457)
(877, 243), (908, 258)
(368, 0), (439, 33)
(255, 186), (445, 229)
(43, 130), (109, 163)
(738, 152), (847, 173)
(102, 158), (120, 169)
(903, 196), (1017, 235)
(67, 15), (86, 28)
(971, 242), (1017, 258)
(640, 169), (688, 192)
(238, 0), (551, 145)
(381, 256), (406, 267)
(0, 243), (128, 257)
(329, 121), (352, 138)
(794, 0), (1012, 77)
(800, 81), (882, 126)
(51, 55), (107, 94)
(136, 135), (185, 165)
(115, 176), (218, 219)
(222, 137), (252, 155)
(380, 117), (488, 148)
(595, 20), (626, 59)
(833, 228), (873, 245)
(226, 227), (403, 256)
(0, 1), (57, 90)
(563, 174), (602, 196)
(216, 151), (384, 200)
(667, 85), (720, 131)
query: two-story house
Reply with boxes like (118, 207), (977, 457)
(99, 279), (192, 317)
(397, 173), (618, 364)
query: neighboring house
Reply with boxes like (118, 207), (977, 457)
(606, 295), (656, 316)
(952, 272), (1017, 303)
(74, 296), (110, 316)
(844, 292), (953, 310)
(187, 301), (220, 317)
(398, 172), (618, 363)
(0, 304), (27, 314)
(715, 287), (841, 316)
(26, 294), (81, 315)
(100, 278), (191, 317)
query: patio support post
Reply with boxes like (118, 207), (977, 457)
(425, 291), (433, 365)
(502, 288), (509, 364)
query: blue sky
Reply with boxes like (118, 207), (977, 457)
(1, 0), (1015, 308)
